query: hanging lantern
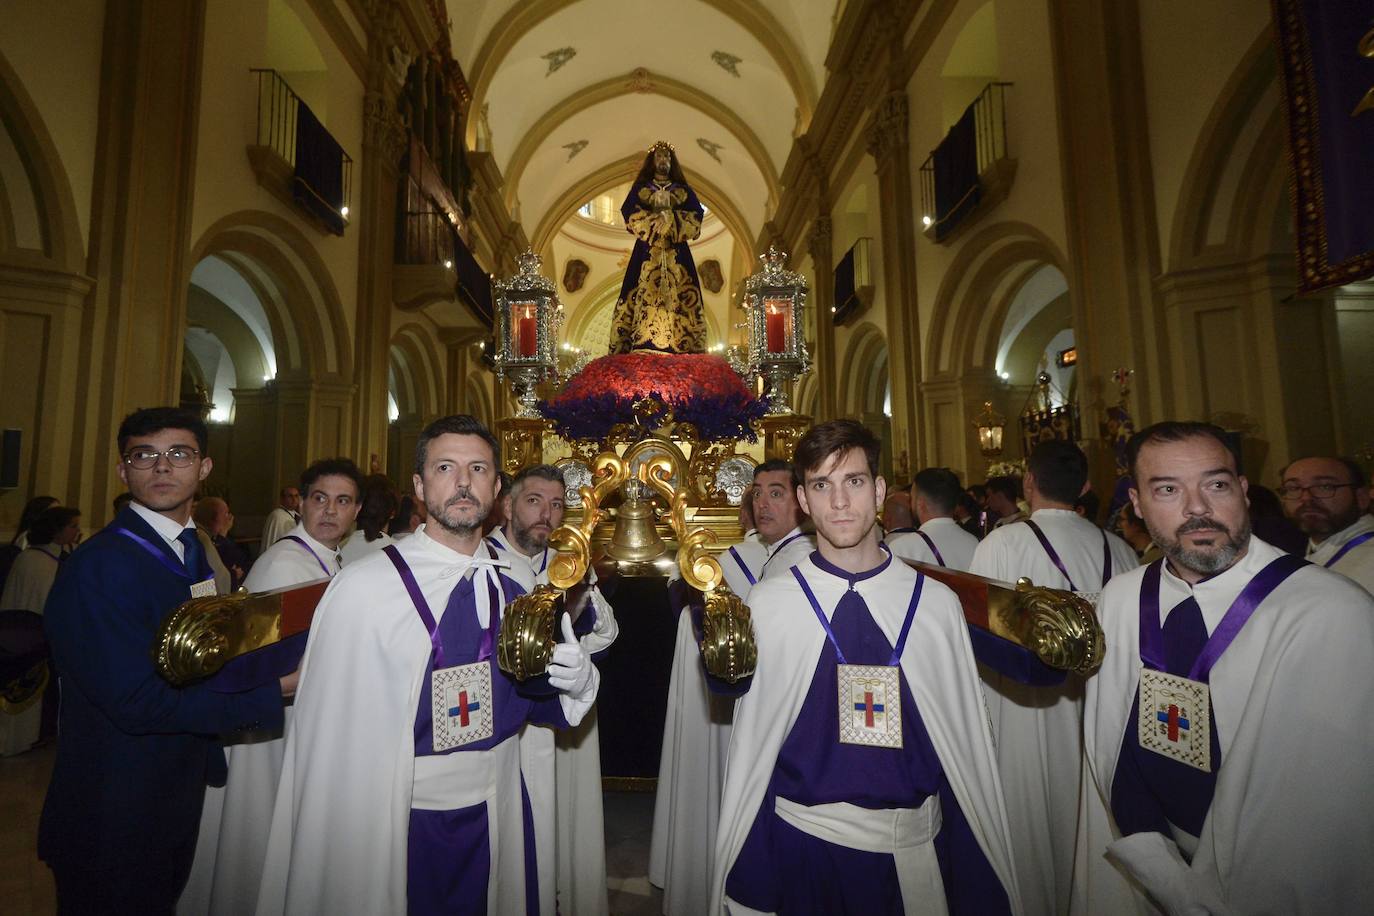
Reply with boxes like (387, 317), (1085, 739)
(973, 401), (1006, 458)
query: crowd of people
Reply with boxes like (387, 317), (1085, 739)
(5, 403), (1373, 914)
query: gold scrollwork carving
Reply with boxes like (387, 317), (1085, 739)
(497, 451), (627, 680)
(640, 454), (757, 683)
(996, 579), (1105, 676)
(154, 591), (284, 686)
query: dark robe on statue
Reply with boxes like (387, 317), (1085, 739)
(608, 178), (706, 354)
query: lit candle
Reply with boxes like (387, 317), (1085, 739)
(518, 309), (537, 358)
(765, 307), (786, 354)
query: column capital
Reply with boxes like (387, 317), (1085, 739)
(865, 91), (910, 164)
(363, 90), (409, 162)
(807, 215), (833, 261)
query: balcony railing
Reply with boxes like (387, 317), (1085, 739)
(919, 82), (1013, 243)
(249, 69), (353, 235)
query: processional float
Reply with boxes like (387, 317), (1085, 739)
(152, 247), (1102, 694)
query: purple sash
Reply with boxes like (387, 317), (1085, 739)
(1138, 554), (1307, 682)
(1324, 531), (1374, 568)
(728, 546), (757, 586)
(113, 527), (196, 579)
(384, 544), (503, 668)
(280, 534), (333, 577)
(792, 566), (924, 666)
(1023, 519), (1111, 592)
(915, 531), (946, 568)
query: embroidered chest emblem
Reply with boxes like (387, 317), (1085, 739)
(1138, 667), (1211, 772)
(431, 661), (494, 752)
(837, 664), (903, 749)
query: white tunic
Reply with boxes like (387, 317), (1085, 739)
(489, 525), (618, 916)
(888, 517), (979, 572)
(259, 508), (297, 550)
(1305, 513), (1374, 595)
(1081, 537), (1374, 914)
(970, 508), (1138, 916)
(651, 528), (813, 916)
(337, 528), (394, 567)
(711, 553), (1022, 915)
(256, 526), (564, 915)
(180, 528), (339, 915)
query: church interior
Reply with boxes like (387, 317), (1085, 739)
(3, 0), (1373, 912)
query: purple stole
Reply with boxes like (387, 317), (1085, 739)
(726, 554), (1011, 915)
(384, 546), (561, 916)
(1022, 518), (1112, 592)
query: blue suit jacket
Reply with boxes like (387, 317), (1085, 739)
(38, 505), (283, 902)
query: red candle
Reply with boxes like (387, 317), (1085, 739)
(765, 309), (786, 353)
(517, 312), (537, 358)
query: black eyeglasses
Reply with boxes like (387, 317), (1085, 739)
(1276, 482), (1357, 501)
(122, 447), (200, 469)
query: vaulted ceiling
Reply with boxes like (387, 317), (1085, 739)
(446, 0), (838, 247)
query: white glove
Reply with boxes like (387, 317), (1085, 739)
(549, 613), (597, 694)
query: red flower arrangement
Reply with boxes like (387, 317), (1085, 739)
(540, 352), (766, 442)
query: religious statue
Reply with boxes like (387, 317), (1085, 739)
(608, 141), (707, 354)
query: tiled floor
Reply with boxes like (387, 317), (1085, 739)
(0, 744), (661, 916)
(0, 743), (56, 916)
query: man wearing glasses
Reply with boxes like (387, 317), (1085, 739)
(1278, 455), (1374, 594)
(38, 407), (292, 914)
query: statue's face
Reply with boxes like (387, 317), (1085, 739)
(654, 148), (671, 175)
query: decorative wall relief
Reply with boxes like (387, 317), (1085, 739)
(563, 258), (590, 293)
(699, 259), (724, 294)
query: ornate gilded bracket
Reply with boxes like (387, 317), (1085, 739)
(153, 590), (285, 686)
(988, 579), (1105, 676)
(641, 455), (757, 683)
(496, 452), (627, 681)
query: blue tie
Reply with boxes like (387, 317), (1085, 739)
(177, 529), (208, 580)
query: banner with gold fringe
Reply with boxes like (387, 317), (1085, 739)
(1274, 0), (1374, 291)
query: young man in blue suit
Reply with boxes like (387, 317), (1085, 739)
(39, 407), (292, 914)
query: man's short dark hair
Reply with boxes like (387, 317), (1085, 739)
(1075, 490), (1101, 523)
(1126, 421), (1240, 481)
(117, 407), (208, 455)
(28, 506), (80, 546)
(793, 419), (880, 486)
(1279, 455), (1368, 489)
(912, 467), (962, 514)
(1027, 440), (1089, 505)
(509, 464), (564, 500)
(754, 458), (793, 479)
(112, 492), (133, 515)
(300, 457), (364, 497)
(414, 415), (501, 476)
(986, 475), (1021, 501)
(280, 485), (299, 498)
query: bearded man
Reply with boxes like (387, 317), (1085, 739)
(1279, 455), (1374, 594)
(1079, 421), (1374, 913)
(487, 464), (618, 916)
(257, 416), (600, 916)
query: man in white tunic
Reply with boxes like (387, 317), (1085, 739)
(182, 458), (363, 915)
(257, 416), (599, 916)
(970, 440), (1137, 916)
(259, 485), (301, 549)
(713, 420), (1021, 915)
(1082, 421), (1374, 913)
(1279, 455), (1374, 594)
(491, 464), (618, 916)
(651, 458), (812, 915)
(889, 467), (980, 572)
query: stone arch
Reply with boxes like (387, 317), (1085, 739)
(839, 321), (889, 418)
(1167, 29), (1281, 269)
(503, 73), (780, 214)
(464, 0), (817, 150)
(0, 47), (84, 272)
(188, 210), (351, 379)
(530, 154), (756, 263)
(924, 219), (1068, 379)
(390, 322), (444, 419)
(466, 372), (494, 430)
(795, 372), (819, 419)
